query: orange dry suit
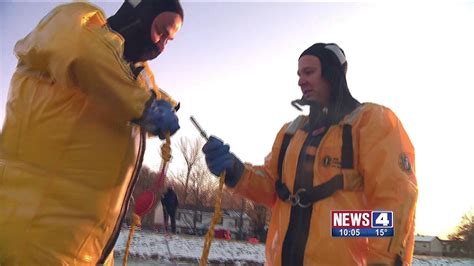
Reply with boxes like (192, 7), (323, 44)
(0, 2), (176, 265)
(230, 103), (418, 265)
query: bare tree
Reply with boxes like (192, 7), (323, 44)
(132, 166), (155, 197)
(220, 191), (258, 240)
(187, 164), (215, 232)
(248, 204), (270, 242)
(164, 136), (271, 240)
(168, 137), (217, 234)
(448, 209), (474, 258)
(176, 137), (203, 205)
(233, 198), (266, 241)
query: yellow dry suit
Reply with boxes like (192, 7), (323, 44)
(231, 103), (418, 265)
(0, 2), (175, 265)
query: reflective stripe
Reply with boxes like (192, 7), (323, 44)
(128, 0), (142, 8)
(255, 169), (266, 177)
(286, 115), (307, 135)
(342, 103), (366, 125)
(325, 44), (346, 65)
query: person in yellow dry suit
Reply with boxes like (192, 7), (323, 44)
(0, 0), (184, 264)
(202, 43), (418, 265)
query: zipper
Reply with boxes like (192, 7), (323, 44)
(97, 128), (146, 263)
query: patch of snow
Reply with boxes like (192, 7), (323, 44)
(114, 229), (264, 264)
(412, 255), (474, 266)
(114, 229), (474, 265)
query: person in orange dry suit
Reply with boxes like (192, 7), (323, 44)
(202, 42), (418, 265)
(0, 0), (184, 264)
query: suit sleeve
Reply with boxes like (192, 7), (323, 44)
(69, 26), (151, 121)
(229, 124), (290, 208)
(13, 7), (153, 121)
(358, 106), (418, 265)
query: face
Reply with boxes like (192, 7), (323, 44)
(142, 12), (182, 61)
(297, 55), (331, 106)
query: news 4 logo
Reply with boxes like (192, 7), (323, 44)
(372, 211), (393, 228)
(331, 210), (394, 237)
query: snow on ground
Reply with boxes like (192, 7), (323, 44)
(114, 229), (265, 265)
(114, 229), (474, 265)
(412, 255), (474, 266)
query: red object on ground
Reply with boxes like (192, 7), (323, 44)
(214, 229), (231, 240)
(247, 237), (259, 244)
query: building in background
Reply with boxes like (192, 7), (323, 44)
(414, 236), (444, 256)
(440, 239), (457, 257)
(152, 204), (252, 240)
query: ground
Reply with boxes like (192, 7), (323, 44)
(114, 229), (474, 265)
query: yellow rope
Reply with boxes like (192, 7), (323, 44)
(123, 213), (141, 265)
(199, 171), (225, 266)
(122, 133), (172, 266)
(160, 133), (172, 166)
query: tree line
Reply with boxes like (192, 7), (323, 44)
(126, 137), (270, 242)
(448, 209), (474, 258)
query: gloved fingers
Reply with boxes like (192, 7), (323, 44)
(168, 116), (180, 136)
(204, 144), (230, 162)
(170, 124), (180, 136)
(202, 135), (225, 153)
(156, 118), (180, 139)
(223, 156), (235, 170)
(206, 152), (232, 169)
(207, 154), (234, 176)
(157, 129), (165, 140)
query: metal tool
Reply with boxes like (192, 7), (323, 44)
(190, 116), (209, 141)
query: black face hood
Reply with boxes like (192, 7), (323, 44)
(107, 0), (183, 63)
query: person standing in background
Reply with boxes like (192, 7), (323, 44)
(162, 186), (179, 233)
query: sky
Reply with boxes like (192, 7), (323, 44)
(1, 0), (473, 240)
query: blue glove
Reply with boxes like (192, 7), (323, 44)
(202, 136), (244, 187)
(140, 99), (180, 140)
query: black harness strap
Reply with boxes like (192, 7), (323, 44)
(341, 124), (353, 169)
(298, 174), (343, 206)
(275, 133), (293, 201)
(275, 124), (354, 206)
(278, 134), (293, 179)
